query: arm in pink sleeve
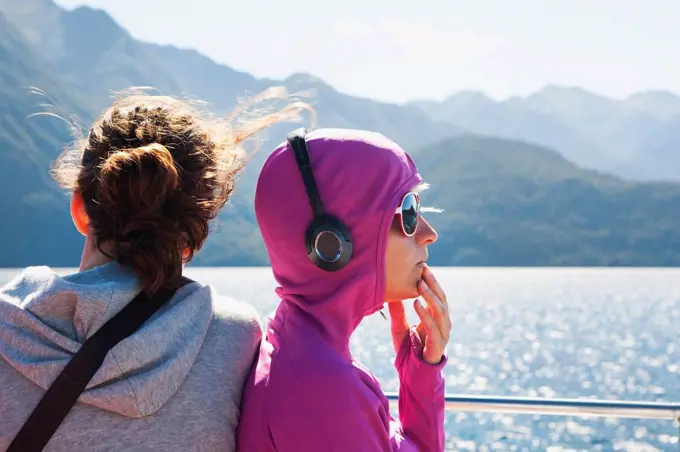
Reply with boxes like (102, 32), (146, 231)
(394, 327), (447, 451)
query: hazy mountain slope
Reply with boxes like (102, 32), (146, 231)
(410, 86), (680, 181)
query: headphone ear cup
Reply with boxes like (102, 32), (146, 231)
(305, 215), (353, 272)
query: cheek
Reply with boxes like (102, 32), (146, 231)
(385, 232), (405, 271)
(384, 233), (420, 299)
(387, 232), (415, 261)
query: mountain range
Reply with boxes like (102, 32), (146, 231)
(0, 0), (679, 267)
(409, 86), (680, 181)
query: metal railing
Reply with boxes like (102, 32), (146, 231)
(383, 393), (680, 421)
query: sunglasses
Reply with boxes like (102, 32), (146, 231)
(394, 192), (420, 237)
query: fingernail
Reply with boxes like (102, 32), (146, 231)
(422, 282), (429, 291)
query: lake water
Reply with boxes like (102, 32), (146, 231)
(1, 267), (679, 451)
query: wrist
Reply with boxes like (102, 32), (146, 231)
(423, 353), (445, 366)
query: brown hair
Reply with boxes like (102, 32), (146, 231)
(53, 86), (312, 294)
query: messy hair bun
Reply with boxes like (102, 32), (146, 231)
(53, 87), (312, 294)
(97, 143), (183, 293)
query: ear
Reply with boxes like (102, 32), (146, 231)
(70, 190), (89, 236)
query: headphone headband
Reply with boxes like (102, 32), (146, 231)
(287, 128), (324, 218)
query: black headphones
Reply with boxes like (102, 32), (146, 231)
(287, 128), (353, 272)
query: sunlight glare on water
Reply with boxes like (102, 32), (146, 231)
(1, 266), (679, 450)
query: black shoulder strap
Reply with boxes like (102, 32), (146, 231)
(7, 276), (194, 452)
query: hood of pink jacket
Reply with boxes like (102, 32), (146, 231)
(254, 128), (423, 352)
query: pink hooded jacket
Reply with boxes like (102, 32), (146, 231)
(236, 129), (447, 451)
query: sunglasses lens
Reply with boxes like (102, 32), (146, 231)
(401, 193), (419, 236)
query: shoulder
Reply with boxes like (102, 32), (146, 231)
(1, 266), (64, 301)
(267, 340), (364, 403)
(183, 283), (263, 375)
(202, 284), (263, 341)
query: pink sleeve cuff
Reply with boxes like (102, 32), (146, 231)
(395, 326), (448, 374)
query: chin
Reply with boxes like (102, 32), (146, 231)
(386, 287), (419, 303)
(385, 274), (421, 302)
(401, 286), (421, 301)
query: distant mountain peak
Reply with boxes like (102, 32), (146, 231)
(64, 5), (127, 36)
(624, 89), (680, 106)
(444, 90), (495, 105)
(529, 84), (611, 101)
(284, 72), (330, 87)
(520, 84), (615, 117)
(70, 5), (111, 17)
(625, 89), (680, 100)
(623, 89), (680, 118)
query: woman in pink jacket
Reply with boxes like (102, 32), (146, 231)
(236, 127), (451, 451)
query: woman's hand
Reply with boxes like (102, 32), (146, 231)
(414, 266), (451, 364)
(388, 265), (451, 364)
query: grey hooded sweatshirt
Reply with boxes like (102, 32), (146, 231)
(0, 262), (263, 451)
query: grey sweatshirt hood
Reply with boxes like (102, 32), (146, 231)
(0, 262), (213, 418)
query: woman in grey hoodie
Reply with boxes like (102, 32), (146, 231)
(0, 88), (306, 451)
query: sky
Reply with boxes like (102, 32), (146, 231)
(53, 0), (680, 103)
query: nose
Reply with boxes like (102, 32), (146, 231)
(416, 216), (438, 245)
